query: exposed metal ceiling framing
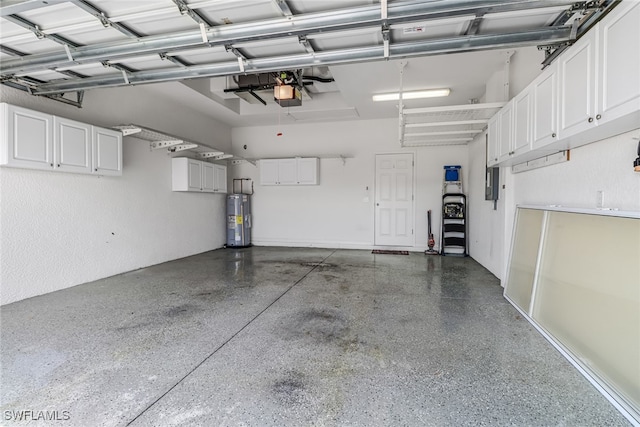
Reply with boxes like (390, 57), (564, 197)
(0, 0), (618, 107)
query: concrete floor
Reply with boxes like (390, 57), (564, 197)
(0, 247), (630, 426)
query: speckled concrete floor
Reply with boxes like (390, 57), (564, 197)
(0, 247), (631, 426)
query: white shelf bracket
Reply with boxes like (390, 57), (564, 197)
(150, 140), (183, 150)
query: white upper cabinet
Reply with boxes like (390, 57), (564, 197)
(172, 157), (226, 193)
(558, 28), (598, 139)
(296, 157), (319, 185)
(259, 159), (280, 185)
(1, 103), (53, 170)
(598, 1), (640, 124)
(1, 103), (122, 176)
(277, 158), (298, 185)
(531, 62), (559, 150)
(487, 114), (500, 166)
(213, 163), (227, 193)
(55, 116), (92, 174)
(260, 157), (319, 185)
(92, 127), (122, 176)
(497, 100), (514, 163)
(512, 89), (533, 156)
(201, 162), (215, 192)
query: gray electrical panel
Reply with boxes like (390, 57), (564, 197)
(227, 194), (251, 247)
(485, 167), (499, 201)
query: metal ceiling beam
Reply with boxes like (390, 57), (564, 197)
(171, 0), (212, 27)
(0, 0), (580, 75)
(67, 0), (142, 38)
(272, 0), (293, 17)
(3, 14), (81, 48)
(30, 26), (574, 95)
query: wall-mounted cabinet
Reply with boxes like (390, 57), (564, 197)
(93, 127), (122, 176)
(487, 2), (640, 168)
(531, 62), (559, 150)
(497, 100), (514, 163)
(54, 117), (92, 174)
(487, 115), (500, 166)
(0, 103), (122, 176)
(597, 1), (640, 126)
(172, 157), (226, 193)
(259, 157), (319, 185)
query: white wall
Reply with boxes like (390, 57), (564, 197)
(0, 85), (232, 305)
(231, 119), (468, 250)
(467, 128), (640, 282)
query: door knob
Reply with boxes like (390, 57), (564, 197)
(376, 203), (380, 206)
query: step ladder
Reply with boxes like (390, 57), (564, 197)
(441, 165), (467, 257)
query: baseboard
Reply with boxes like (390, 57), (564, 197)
(250, 237), (430, 253)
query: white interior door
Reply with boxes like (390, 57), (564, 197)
(375, 153), (414, 246)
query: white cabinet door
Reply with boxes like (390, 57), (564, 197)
(54, 116), (92, 174)
(278, 158), (297, 185)
(213, 163), (227, 193)
(296, 157), (319, 185)
(187, 159), (202, 191)
(1, 103), (53, 170)
(497, 101), (513, 163)
(486, 114), (500, 166)
(259, 159), (279, 185)
(201, 162), (215, 192)
(92, 127), (122, 176)
(532, 62), (559, 149)
(598, 1), (640, 124)
(512, 89), (532, 156)
(558, 30), (597, 139)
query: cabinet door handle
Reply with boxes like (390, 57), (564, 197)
(596, 114), (601, 120)
(588, 117), (594, 123)
(95, 168), (98, 171)
(50, 163), (54, 167)
(57, 164), (60, 167)
(552, 133), (557, 138)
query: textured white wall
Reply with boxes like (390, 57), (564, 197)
(231, 119), (468, 250)
(0, 85), (232, 305)
(467, 128), (640, 282)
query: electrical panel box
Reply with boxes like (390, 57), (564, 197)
(485, 167), (499, 201)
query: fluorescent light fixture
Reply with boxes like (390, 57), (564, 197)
(372, 88), (450, 102)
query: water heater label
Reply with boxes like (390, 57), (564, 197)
(236, 215), (243, 224)
(227, 215), (236, 228)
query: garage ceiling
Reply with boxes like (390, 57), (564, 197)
(0, 0), (617, 127)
